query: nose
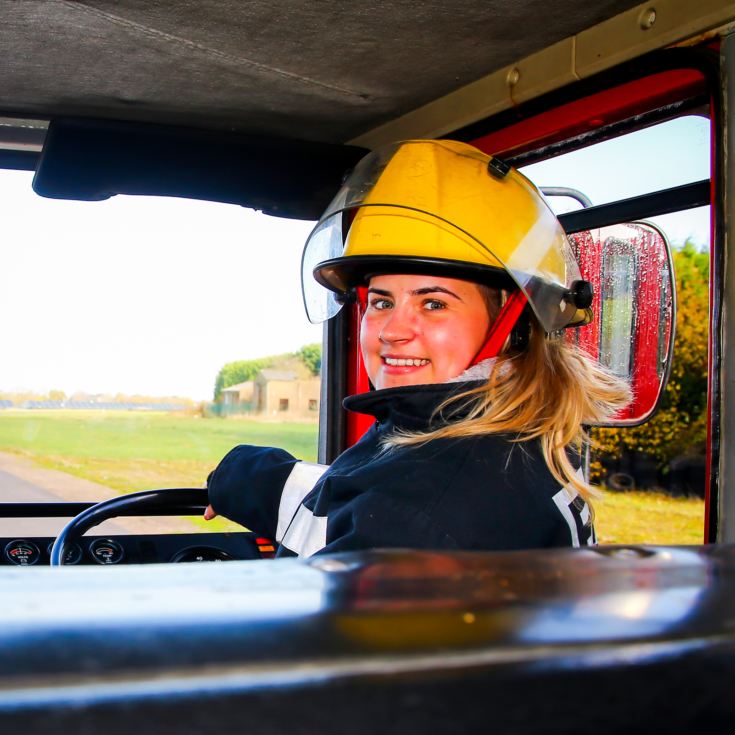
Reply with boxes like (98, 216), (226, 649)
(379, 303), (416, 343)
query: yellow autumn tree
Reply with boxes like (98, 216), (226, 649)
(591, 241), (709, 481)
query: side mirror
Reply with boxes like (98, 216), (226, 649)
(567, 222), (675, 427)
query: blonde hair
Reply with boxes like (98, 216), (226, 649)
(386, 319), (631, 505)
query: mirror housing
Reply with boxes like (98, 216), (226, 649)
(567, 222), (676, 427)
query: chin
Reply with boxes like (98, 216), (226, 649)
(377, 374), (430, 390)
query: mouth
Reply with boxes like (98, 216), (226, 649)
(382, 356), (430, 367)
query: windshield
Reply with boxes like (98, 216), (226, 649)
(0, 171), (320, 534)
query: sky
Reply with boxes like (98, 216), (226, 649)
(0, 115), (710, 401)
(521, 114), (710, 243)
(0, 183), (321, 400)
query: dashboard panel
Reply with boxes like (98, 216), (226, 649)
(1, 532), (268, 565)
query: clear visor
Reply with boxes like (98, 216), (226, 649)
(301, 212), (348, 323)
(301, 142), (582, 331)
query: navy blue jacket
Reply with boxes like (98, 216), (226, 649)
(207, 382), (595, 557)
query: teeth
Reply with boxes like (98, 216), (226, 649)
(384, 357), (430, 367)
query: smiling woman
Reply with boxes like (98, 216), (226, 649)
(205, 139), (631, 557)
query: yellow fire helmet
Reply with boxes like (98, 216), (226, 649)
(301, 139), (591, 332)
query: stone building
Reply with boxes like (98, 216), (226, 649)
(220, 381), (255, 409)
(220, 370), (320, 418)
(253, 369), (320, 418)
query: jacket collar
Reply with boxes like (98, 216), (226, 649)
(343, 380), (484, 431)
(342, 358), (495, 430)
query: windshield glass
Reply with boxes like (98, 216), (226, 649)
(0, 171), (321, 533)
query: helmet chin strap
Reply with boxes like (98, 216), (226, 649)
(470, 289), (528, 365)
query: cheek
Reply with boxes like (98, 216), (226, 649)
(428, 319), (488, 371)
(432, 330), (472, 362)
(359, 314), (376, 351)
(359, 315), (381, 369)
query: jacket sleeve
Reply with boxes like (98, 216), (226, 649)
(207, 445), (327, 539)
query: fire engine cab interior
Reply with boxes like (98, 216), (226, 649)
(0, 2), (734, 733)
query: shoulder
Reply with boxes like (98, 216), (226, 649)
(444, 433), (558, 490)
(427, 433), (593, 548)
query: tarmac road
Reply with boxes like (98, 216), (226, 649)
(0, 452), (203, 537)
(0, 467), (125, 536)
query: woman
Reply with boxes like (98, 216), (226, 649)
(204, 139), (630, 557)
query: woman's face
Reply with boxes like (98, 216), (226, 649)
(360, 274), (492, 390)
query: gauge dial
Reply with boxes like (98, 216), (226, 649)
(170, 546), (233, 562)
(47, 542), (82, 565)
(4, 540), (41, 566)
(89, 538), (125, 565)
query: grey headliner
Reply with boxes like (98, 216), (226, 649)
(0, 1), (642, 143)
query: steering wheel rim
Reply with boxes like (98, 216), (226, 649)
(50, 487), (209, 566)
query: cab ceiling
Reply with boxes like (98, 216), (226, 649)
(1, 0), (643, 143)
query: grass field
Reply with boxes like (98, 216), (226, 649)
(0, 410), (705, 544)
(594, 488), (704, 545)
(0, 410), (319, 532)
(0, 409), (318, 490)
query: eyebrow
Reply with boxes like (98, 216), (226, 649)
(367, 286), (463, 300)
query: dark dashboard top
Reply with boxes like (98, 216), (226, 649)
(1, 544), (734, 733)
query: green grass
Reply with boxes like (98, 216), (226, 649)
(0, 410), (706, 544)
(595, 488), (704, 545)
(0, 410), (318, 492)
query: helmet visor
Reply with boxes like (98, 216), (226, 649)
(301, 212), (348, 324)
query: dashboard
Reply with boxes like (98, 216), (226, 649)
(1, 532), (270, 566)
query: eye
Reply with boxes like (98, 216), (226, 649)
(368, 297), (393, 310)
(423, 299), (446, 311)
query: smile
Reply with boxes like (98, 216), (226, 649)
(383, 357), (430, 367)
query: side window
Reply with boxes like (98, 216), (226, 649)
(521, 115), (710, 545)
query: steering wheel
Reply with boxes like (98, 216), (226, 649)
(50, 487), (209, 566)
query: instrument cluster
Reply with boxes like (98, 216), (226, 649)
(2, 532), (263, 565)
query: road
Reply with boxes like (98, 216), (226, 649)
(0, 452), (203, 536)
